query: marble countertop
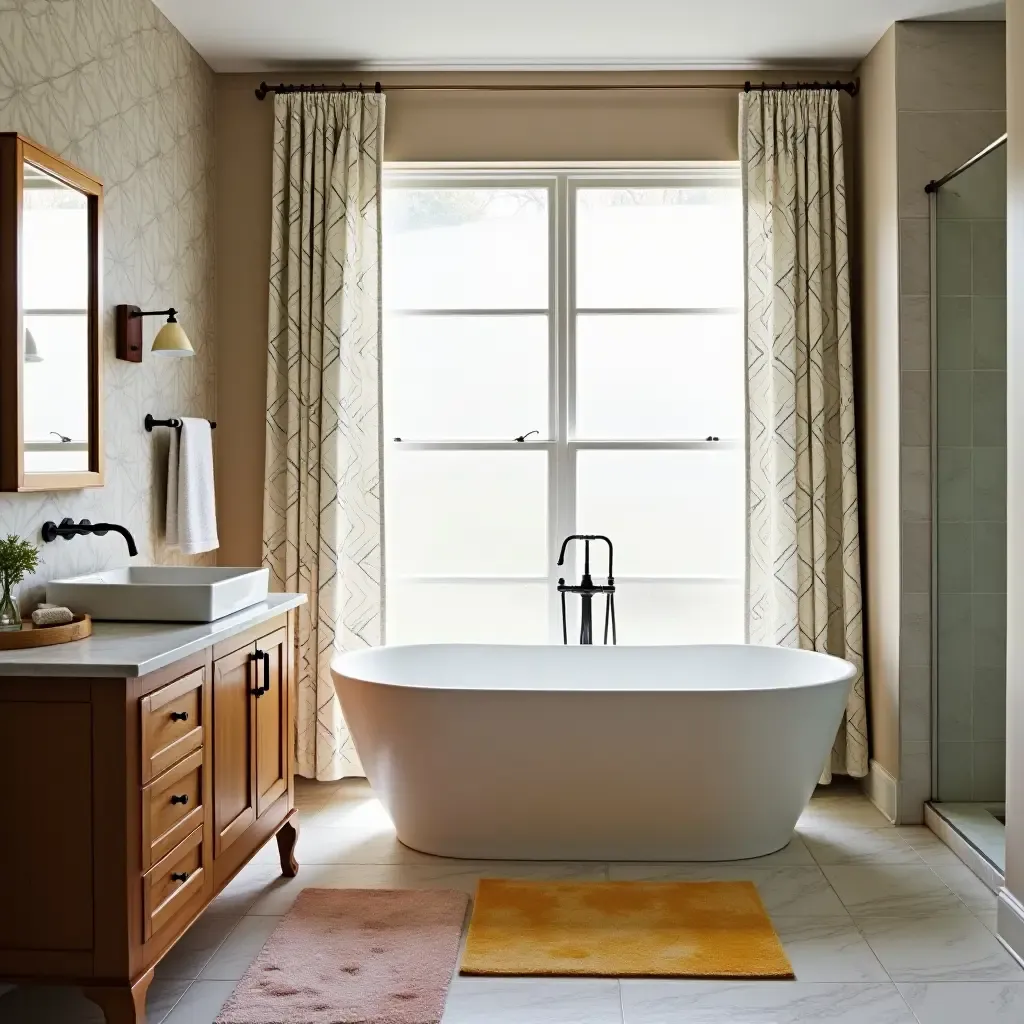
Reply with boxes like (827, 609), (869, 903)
(0, 593), (306, 678)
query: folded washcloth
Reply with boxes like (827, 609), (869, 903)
(32, 605), (74, 627)
(166, 417), (219, 555)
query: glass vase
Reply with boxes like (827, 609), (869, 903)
(0, 580), (21, 631)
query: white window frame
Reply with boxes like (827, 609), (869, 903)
(384, 163), (743, 644)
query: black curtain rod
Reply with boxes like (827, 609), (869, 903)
(254, 78), (858, 100)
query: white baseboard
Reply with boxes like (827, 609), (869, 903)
(864, 759), (898, 823)
(997, 888), (1024, 967)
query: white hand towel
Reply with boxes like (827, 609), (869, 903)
(166, 418), (219, 554)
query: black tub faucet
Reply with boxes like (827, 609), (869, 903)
(41, 517), (139, 558)
(557, 534), (616, 645)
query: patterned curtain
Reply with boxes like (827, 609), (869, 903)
(263, 92), (385, 780)
(741, 90), (867, 780)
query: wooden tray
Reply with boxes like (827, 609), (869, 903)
(0, 614), (92, 650)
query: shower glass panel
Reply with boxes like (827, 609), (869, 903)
(933, 140), (1007, 820)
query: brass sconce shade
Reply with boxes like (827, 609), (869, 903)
(115, 305), (194, 362)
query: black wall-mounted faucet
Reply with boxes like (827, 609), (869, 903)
(41, 518), (139, 558)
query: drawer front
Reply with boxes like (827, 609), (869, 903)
(143, 825), (205, 941)
(141, 667), (205, 783)
(142, 749), (204, 870)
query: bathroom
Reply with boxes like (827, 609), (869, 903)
(1, 1), (1024, 1023)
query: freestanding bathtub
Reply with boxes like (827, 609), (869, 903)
(331, 644), (856, 861)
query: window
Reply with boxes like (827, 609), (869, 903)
(383, 168), (744, 645)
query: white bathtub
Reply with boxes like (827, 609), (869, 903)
(331, 644), (856, 861)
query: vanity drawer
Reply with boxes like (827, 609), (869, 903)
(142, 749), (204, 870)
(141, 667), (205, 783)
(143, 825), (205, 941)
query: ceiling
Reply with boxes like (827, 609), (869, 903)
(153, 0), (1005, 73)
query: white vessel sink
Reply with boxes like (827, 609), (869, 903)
(46, 567), (271, 623)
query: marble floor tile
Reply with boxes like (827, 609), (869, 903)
(821, 863), (967, 917)
(857, 913), (1024, 982)
(197, 915), (282, 981)
(801, 826), (924, 865)
(619, 981), (917, 1023)
(894, 826), (968, 866)
(609, 863), (848, 917)
(161, 980), (237, 1024)
(773, 917), (889, 982)
(897, 982), (1024, 1022)
(930, 862), (999, 912)
(798, 798), (893, 829)
(155, 911), (242, 981)
(442, 978), (623, 1024)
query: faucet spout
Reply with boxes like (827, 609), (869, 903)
(91, 523), (139, 558)
(41, 518), (139, 557)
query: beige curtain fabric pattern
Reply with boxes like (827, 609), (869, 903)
(741, 90), (867, 780)
(264, 92), (385, 780)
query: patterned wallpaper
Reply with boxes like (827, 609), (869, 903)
(0, 0), (217, 604)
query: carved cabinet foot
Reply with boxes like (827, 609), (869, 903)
(276, 817), (299, 877)
(84, 967), (154, 1024)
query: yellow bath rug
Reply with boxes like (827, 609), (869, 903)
(461, 878), (794, 978)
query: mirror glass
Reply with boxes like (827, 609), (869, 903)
(21, 159), (90, 474)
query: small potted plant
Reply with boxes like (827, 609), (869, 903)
(0, 534), (40, 631)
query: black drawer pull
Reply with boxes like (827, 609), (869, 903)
(170, 871), (190, 883)
(169, 710), (189, 722)
(170, 794), (189, 806)
(250, 649), (271, 696)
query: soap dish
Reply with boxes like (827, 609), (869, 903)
(0, 615), (92, 650)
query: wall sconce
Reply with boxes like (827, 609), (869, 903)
(24, 327), (43, 363)
(115, 305), (194, 362)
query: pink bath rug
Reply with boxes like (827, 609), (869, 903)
(214, 887), (470, 1024)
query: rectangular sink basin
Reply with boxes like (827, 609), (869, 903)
(46, 567), (271, 623)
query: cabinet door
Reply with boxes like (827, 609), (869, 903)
(212, 644), (257, 857)
(255, 626), (289, 816)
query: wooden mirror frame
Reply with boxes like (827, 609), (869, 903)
(0, 133), (103, 492)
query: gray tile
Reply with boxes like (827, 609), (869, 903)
(937, 220), (973, 297)
(973, 447), (1007, 522)
(938, 447), (972, 522)
(937, 522), (972, 593)
(901, 592), (931, 668)
(901, 665), (932, 744)
(938, 742), (974, 801)
(162, 981), (237, 1024)
(801, 827), (922, 866)
(902, 446), (931, 521)
(935, 133), (1008, 222)
(443, 979), (622, 1024)
(937, 593), (972, 742)
(774, 917), (889, 981)
(973, 521), (1006, 593)
(198, 915), (281, 981)
(973, 371), (1006, 447)
(973, 221), (1006, 297)
(901, 295), (931, 371)
(938, 371), (973, 446)
(822, 863), (967, 919)
(155, 912), (241, 981)
(974, 296), (1007, 369)
(901, 218), (931, 296)
(937, 297), (973, 369)
(898, 982), (1024, 1024)
(147, 981), (192, 1024)
(973, 666), (1006, 741)
(973, 742), (1006, 801)
(620, 981), (917, 1023)
(902, 371), (931, 446)
(974, 593), (1007, 669)
(896, 22), (1006, 112)
(903, 521), (931, 594)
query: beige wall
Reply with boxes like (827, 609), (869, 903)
(856, 27), (902, 782)
(215, 69), (856, 567)
(1003, 0), (1024, 954)
(0, 0), (217, 600)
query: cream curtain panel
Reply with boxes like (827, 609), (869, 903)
(263, 92), (385, 780)
(741, 90), (867, 780)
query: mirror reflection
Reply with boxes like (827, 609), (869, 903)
(21, 159), (90, 474)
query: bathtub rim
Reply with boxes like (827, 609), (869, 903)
(331, 642), (858, 695)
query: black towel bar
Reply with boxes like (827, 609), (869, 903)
(144, 414), (217, 432)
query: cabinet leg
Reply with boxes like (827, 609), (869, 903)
(276, 817), (299, 877)
(83, 967), (154, 1024)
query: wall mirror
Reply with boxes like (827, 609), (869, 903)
(0, 133), (102, 491)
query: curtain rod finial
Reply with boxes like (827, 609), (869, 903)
(255, 81), (269, 100)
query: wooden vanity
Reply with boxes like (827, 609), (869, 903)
(0, 594), (305, 1023)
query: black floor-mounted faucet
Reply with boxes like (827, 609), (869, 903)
(42, 517), (139, 557)
(557, 534), (616, 645)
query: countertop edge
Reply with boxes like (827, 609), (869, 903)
(0, 593), (307, 678)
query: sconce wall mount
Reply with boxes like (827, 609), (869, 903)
(115, 305), (193, 362)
